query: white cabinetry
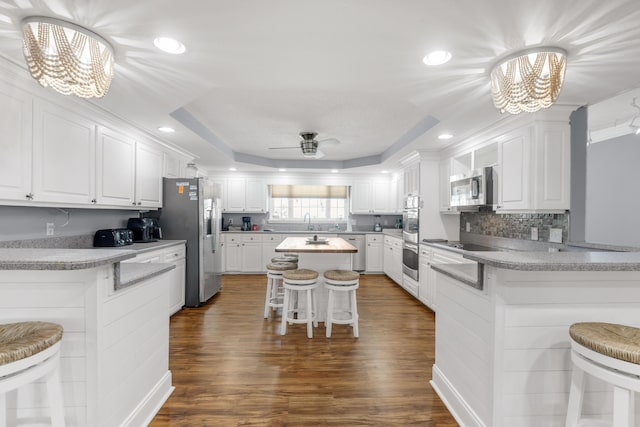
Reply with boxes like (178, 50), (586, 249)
(135, 142), (163, 208)
(224, 234), (243, 272)
(32, 99), (96, 205)
(95, 126), (136, 206)
(439, 159), (457, 214)
(418, 246), (435, 310)
(162, 152), (181, 178)
(403, 163), (419, 197)
(351, 179), (395, 214)
(383, 235), (403, 285)
(365, 234), (383, 273)
(496, 123), (570, 212)
(223, 178), (267, 213)
(224, 233), (263, 272)
(0, 83), (32, 201)
(262, 234), (283, 267)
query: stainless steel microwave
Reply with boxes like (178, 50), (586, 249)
(450, 166), (494, 207)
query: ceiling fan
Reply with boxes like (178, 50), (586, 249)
(268, 132), (340, 159)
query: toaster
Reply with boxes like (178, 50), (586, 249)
(93, 229), (131, 247)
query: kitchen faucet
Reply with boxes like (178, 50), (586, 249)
(304, 212), (312, 230)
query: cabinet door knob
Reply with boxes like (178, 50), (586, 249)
(132, 202), (136, 205)
(138, 202), (142, 205)
(25, 193), (34, 200)
(91, 198), (97, 203)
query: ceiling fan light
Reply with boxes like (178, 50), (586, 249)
(423, 50), (452, 66)
(300, 139), (318, 154)
(490, 47), (567, 114)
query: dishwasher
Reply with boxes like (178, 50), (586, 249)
(345, 234), (366, 271)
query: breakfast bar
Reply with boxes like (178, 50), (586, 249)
(275, 236), (357, 322)
(430, 250), (640, 427)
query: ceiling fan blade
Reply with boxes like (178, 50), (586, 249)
(268, 146), (299, 150)
(317, 138), (340, 146)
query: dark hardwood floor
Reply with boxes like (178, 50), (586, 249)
(151, 274), (457, 426)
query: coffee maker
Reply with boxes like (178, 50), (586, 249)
(242, 216), (252, 231)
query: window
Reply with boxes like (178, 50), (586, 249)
(270, 185), (348, 221)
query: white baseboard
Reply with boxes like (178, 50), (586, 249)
(430, 364), (486, 427)
(120, 371), (174, 427)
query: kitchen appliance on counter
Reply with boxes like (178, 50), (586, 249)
(242, 216), (252, 231)
(93, 229), (133, 247)
(373, 216), (382, 232)
(126, 218), (157, 243)
(450, 166), (494, 208)
(402, 195), (420, 280)
(155, 178), (223, 307)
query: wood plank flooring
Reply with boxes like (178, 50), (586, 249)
(151, 274), (457, 426)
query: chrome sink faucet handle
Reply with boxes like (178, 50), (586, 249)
(304, 212), (312, 230)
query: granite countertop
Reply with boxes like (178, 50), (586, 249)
(117, 262), (176, 290)
(0, 248), (136, 270)
(463, 251), (640, 271)
(567, 241), (640, 252)
(275, 237), (357, 253)
(100, 239), (186, 254)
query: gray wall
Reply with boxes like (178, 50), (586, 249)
(0, 205), (136, 241)
(585, 133), (640, 246)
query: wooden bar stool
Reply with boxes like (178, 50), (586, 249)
(324, 270), (360, 338)
(0, 321), (65, 427)
(263, 261), (297, 318)
(566, 322), (640, 427)
(281, 269), (319, 338)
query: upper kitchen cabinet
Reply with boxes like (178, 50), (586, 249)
(403, 163), (420, 197)
(95, 126), (136, 206)
(32, 99), (96, 205)
(351, 179), (395, 214)
(0, 83), (32, 201)
(162, 152), (180, 178)
(135, 142), (163, 208)
(223, 177), (267, 213)
(496, 122), (570, 212)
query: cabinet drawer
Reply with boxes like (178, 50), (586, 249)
(241, 234), (263, 243)
(366, 234), (382, 243)
(164, 245), (186, 261)
(225, 234), (242, 243)
(262, 234), (282, 243)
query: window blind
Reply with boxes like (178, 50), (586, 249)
(270, 185), (348, 199)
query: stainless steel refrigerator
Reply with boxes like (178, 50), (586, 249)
(158, 177), (223, 307)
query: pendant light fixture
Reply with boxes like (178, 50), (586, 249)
(490, 47), (567, 114)
(21, 16), (115, 98)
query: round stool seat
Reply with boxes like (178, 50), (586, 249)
(0, 321), (63, 365)
(266, 261), (297, 271)
(324, 269), (360, 282)
(283, 269), (319, 281)
(271, 256), (298, 263)
(570, 322), (640, 364)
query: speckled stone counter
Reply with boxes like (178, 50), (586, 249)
(0, 248), (136, 270)
(463, 251), (640, 271)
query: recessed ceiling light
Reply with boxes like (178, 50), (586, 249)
(438, 133), (453, 140)
(331, 169), (339, 173)
(158, 126), (175, 133)
(279, 168), (287, 172)
(153, 37), (186, 54)
(381, 170), (389, 174)
(228, 167), (237, 171)
(423, 50), (452, 66)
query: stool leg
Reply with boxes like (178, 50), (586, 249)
(46, 359), (65, 427)
(326, 289), (333, 338)
(351, 289), (359, 338)
(281, 288), (290, 335)
(565, 366), (585, 427)
(306, 289), (313, 339)
(612, 386), (633, 427)
(312, 288), (318, 328)
(264, 276), (273, 318)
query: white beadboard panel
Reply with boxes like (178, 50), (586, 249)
(437, 273), (492, 321)
(503, 325), (570, 349)
(27, 357), (86, 382)
(10, 406), (87, 427)
(102, 291), (164, 350)
(0, 282), (86, 307)
(503, 348), (571, 372)
(500, 391), (612, 417)
(102, 275), (165, 325)
(437, 310), (492, 364)
(437, 293), (493, 347)
(102, 332), (169, 427)
(59, 332), (86, 358)
(504, 304), (640, 327)
(502, 370), (610, 394)
(0, 307), (86, 332)
(435, 342), (491, 424)
(499, 415), (601, 427)
(7, 381), (86, 408)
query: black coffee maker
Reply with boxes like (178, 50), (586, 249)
(242, 216), (252, 231)
(127, 218), (156, 242)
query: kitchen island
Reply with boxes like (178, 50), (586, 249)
(0, 247), (176, 427)
(430, 250), (640, 427)
(275, 236), (357, 322)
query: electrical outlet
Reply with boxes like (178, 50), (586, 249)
(549, 228), (563, 243)
(46, 222), (54, 236)
(465, 222), (470, 232)
(531, 227), (538, 241)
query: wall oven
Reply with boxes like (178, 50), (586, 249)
(402, 195), (419, 280)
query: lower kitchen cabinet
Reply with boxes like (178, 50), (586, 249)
(121, 243), (186, 316)
(418, 246), (436, 311)
(224, 233), (264, 272)
(365, 234), (383, 272)
(383, 235), (403, 285)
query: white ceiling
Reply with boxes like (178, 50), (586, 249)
(1, 0), (639, 173)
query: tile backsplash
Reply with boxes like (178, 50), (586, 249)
(460, 207), (569, 243)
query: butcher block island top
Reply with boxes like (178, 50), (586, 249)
(276, 237), (357, 253)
